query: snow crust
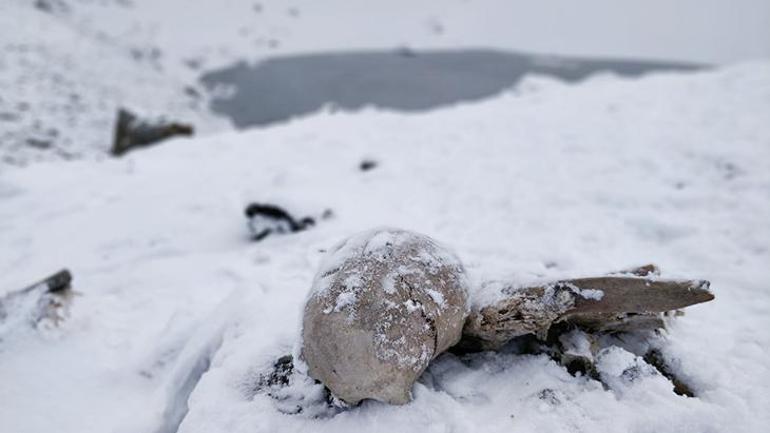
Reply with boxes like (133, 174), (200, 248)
(1, 62), (769, 433)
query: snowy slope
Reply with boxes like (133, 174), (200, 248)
(1, 62), (769, 433)
(0, 0), (231, 165)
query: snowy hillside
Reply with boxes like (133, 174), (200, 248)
(0, 0), (227, 165)
(1, 61), (769, 433)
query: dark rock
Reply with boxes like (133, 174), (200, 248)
(34, 0), (69, 14)
(359, 159), (377, 171)
(244, 203), (317, 241)
(257, 355), (294, 389)
(252, 354), (342, 417)
(111, 108), (194, 156)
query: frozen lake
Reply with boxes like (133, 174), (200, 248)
(201, 49), (699, 128)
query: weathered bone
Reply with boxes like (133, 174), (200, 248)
(564, 277), (712, 315)
(562, 312), (666, 334)
(463, 276), (713, 348)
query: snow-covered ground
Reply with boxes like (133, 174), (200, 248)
(1, 60), (769, 432)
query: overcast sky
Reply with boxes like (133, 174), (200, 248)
(486, 0), (770, 64)
(290, 0), (769, 65)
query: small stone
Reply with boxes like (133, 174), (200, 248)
(359, 159), (377, 171)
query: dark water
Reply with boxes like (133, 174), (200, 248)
(201, 49), (701, 128)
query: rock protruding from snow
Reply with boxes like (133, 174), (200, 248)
(111, 108), (194, 156)
(243, 203), (319, 241)
(301, 228), (470, 405)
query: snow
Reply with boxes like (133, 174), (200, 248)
(329, 291), (357, 314)
(1, 56), (770, 433)
(561, 282), (605, 301)
(559, 330), (594, 360)
(425, 289), (446, 308)
(595, 346), (666, 397)
(382, 274), (397, 295)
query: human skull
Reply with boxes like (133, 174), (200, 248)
(301, 228), (470, 404)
